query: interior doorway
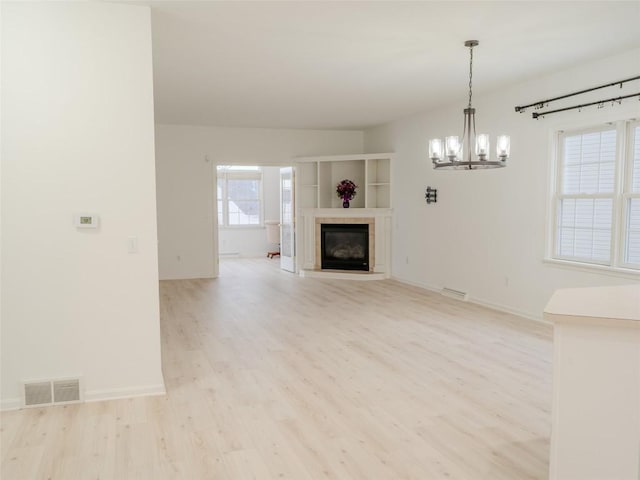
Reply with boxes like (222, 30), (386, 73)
(214, 164), (294, 274)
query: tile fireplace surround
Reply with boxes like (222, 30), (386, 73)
(298, 208), (392, 280)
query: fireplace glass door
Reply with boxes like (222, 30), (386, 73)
(321, 224), (369, 271)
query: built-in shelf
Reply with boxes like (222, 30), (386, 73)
(295, 153), (393, 209)
(293, 153), (393, 276)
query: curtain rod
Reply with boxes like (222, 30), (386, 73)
(532, 92), (640, 119)
(515, 75), (640, 113)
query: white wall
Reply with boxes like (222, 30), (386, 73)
(218, 166), (281, 257)
(365, 48), (640, 320)
(1, 3), (164, 408)
(155, 124), (363, 279)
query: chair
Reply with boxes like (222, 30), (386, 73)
(265, 220), (280, 258)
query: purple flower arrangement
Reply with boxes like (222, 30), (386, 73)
(336, 179), (357, 202)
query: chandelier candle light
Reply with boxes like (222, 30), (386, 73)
(429, 40), (510, 170)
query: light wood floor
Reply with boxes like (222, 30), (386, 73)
(1, 258), (553, 479)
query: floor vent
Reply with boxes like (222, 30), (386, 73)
(23, 378), (82, 407)
(441, 287), (468, 302)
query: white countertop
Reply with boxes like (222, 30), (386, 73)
(544, 284), (640, 322)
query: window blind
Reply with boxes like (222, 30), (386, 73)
(625, 125), (640, 264)
(556, 128), (617, 264)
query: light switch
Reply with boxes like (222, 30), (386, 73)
(127, 237), (138, 254)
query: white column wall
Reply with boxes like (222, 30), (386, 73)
(1, 2), (164, 408)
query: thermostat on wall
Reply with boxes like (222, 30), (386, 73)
(74, 213), (99, 229)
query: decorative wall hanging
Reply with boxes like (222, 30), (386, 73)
(425, 187), (437, 204)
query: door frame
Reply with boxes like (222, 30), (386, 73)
(212, 161), (295, 274)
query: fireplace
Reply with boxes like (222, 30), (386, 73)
(321, 223), (369, 271)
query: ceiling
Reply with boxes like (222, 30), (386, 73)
(146, 1), (640, 130)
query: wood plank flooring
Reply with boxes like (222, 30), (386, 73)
(1, 258), (553, 479)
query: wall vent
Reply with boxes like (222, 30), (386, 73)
(22, 377), (82, 408)
(53, 379), (81, 403)
(441, 287), (468, 302)
(24, 382), (52, 406)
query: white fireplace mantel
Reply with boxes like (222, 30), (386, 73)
(297, 208), (392, 279)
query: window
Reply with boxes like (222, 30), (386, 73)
(551, 120), (640, 271)
(217, 166), (263, 227)
(625, 123), (640, 264)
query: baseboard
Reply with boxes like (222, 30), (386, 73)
(159, 274), (215, 281)
(390, 275), (441, 293)
(1, 397), (21, 411)
(221, 253), (269, 259)
(2, 383), (167, 411)
(84, 383), (166, 403)
(467, 296), (547, 324)
(392, 276), (548, 325)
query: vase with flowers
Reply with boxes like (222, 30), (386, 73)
(336, 179), (357, 208)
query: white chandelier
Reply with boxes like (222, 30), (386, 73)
(429, 40), (510, 170)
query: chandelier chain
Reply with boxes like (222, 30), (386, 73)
(468, 45), (473, 109)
